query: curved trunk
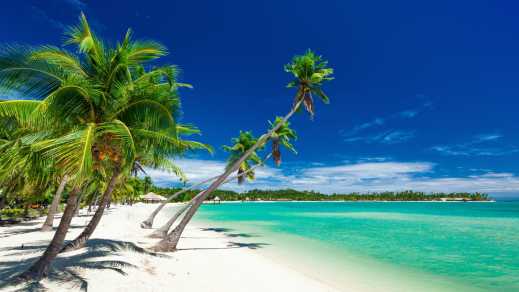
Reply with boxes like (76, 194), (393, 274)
(60, 166), (121, 253)
(152, 102), (301, 252)
(140, 174), (221, 229)
(41, 175), (69, 231)
(18, 187), (80, 281)
(151, 154), (272, 241)
(148, 202), (193, 238)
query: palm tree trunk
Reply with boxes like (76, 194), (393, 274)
(72, 191), (84, 217)
(87, 199), (93, 213)
(93, 194), (100, 211)
(148, 201), (194, 238)
(23, 203), (29, 218)
(152, 102), (302, 252)
(41, 175), (69, 231)
(18, 187), (80, 281)
(150, 155), (272, 240)
(140, 174), (221, 229)
(60, 166), (121, 253)
(0, 193), (6, 213)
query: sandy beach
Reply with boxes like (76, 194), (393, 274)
(0, 203), (340, 292)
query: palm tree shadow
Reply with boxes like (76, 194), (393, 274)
(225, 233), (259, 238)
(0, 224), (87, 239)
(200, 227), (233, 233)
(0, 239), (168, 291)
(178, 241), (270, 251)
(227, 241), (270, 249)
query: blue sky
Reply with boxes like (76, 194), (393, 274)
(2, 0), (519, 197)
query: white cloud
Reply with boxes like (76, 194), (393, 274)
(342, 118), (385, 137)
(432, 133), (519, 156)
(144, 158), (282, 189)
(344, 130), (415, 144)
(341, 101), (431, 144)
(146, 158), (519, 195)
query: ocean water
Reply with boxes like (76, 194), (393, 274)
(193, 202), (519, 291)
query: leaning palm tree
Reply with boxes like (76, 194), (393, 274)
(138, 125), (216, 229)
(150, 124), (297, 238)
(148, 131), (266, 238)
(148, 156), (271, 238)
(0, 14), (208, 281)
(151, 50), (330, 252)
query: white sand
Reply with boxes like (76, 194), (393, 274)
(0, 203), (341, 292)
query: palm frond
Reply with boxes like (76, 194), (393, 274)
(0, 45), (63, 98)
(32, 124), (96, 185)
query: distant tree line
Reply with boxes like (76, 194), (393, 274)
(149, 186), (490, 202)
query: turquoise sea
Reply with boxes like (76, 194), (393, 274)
(193, 201), (519, 291)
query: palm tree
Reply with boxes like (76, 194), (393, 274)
(222, 131), (263, 184)
(140, 174), (216, 229)
(268, 117), (297, 166)
(152, 50), (333, 252)
(0, 14), (208, 280)
(148, 130), (267, 238)
(147, 157), (271, 238)
(149, 120), (298, 239)
(152, 96), (307, 250)
(54, 18), (210, 253)
(40, 175), (69, 231)
(143, 176), (152, 193)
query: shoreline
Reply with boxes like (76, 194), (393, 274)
(203, 200), (495, 203)
(0, 203), (342, 292)
(195, 207), (482, 292)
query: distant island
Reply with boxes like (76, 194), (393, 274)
(151, 187), (491, 202)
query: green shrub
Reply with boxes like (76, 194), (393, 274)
(0, 208), (25, 219)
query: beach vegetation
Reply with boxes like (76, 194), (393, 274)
(0, 13), (209, 281)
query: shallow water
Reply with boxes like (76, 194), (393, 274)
(193, 202), (519, 291)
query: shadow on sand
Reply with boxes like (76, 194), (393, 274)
(0, 224), (87, 239)
(200, 227), (234, 233)
(177, 241), (270, 251)
(0, 238), (168, 291)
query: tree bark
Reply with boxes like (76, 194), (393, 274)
(72, 191), (84, 217)
(60, 166), (121, 253)
(148, 201), (193, 238)
(140, 174), (220, 229)
(152, 102), (302, 252)
(18, 187), (80, 281)
(23, 203), (29, 218)
(87, 199), (93, 213)
(41, 176), (69, 231)
(0, 194), (6, 211)
(150, 155), (271, 240)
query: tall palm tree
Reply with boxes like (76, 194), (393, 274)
(0, 14), (208, 281)
(148, 130), (267, 238)
(153, 107), (304, 249)
(152, 49), (333, 252)
(148, 156), (271, 239)
(148, 121), (298, 238)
